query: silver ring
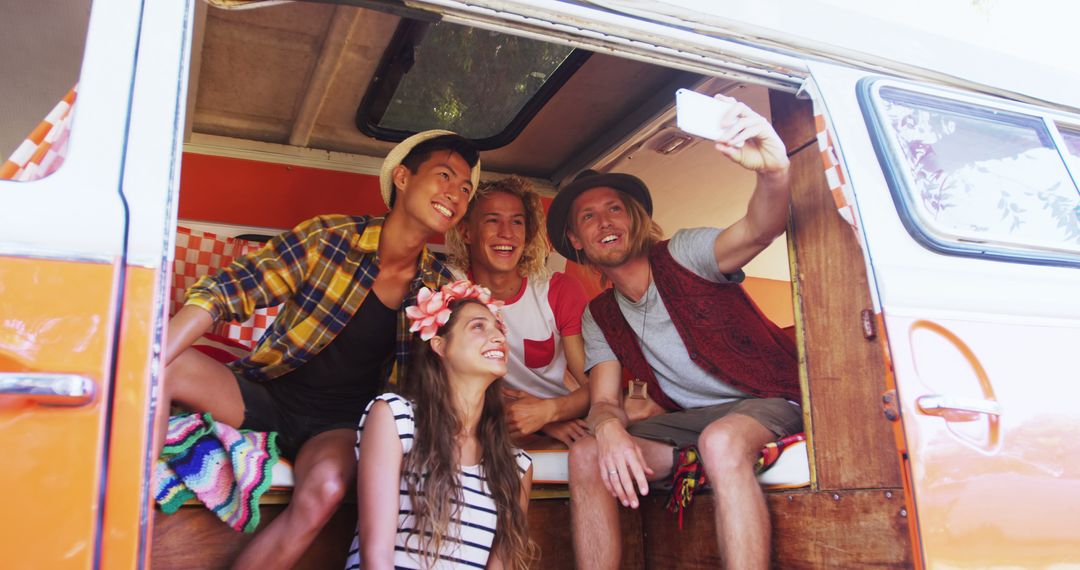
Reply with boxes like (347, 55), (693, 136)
(608, 469), (617, 474)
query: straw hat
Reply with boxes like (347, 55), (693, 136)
(379, 129), (482, 207)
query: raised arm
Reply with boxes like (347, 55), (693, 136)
(707, 96), (793, 274)
(356, 400), (403, 570)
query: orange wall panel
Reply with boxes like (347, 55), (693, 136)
(179, 153), (386, 229)
(742, 276), (794, 329)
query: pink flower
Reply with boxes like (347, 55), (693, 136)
(404, 280), (504, 341)
(445, 279), (472, 298)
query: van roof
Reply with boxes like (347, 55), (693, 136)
(622, 0), (1080, 111)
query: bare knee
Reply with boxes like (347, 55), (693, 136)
(164, 349), (206, 400)
(699, 423), (755, 477)
(568, 436), (600, 482)
(292, 462), (349, 529)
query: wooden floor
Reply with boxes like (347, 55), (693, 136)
(151, 486), (911, 569)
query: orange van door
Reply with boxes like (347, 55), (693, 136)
(0, 1), (193, 568)
(808, 63), (1080, 567)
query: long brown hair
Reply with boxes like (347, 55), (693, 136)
(399, 298), (535, 569)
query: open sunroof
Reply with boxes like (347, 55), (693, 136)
(356, 19), (589, 150)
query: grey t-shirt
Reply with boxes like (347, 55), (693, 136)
(582, 227), (749, 409)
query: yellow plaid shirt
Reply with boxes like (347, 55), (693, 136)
(185, 215), (453, 384)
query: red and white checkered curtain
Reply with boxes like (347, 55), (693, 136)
(172, 226), (281, 350)
(1, 86), (77, 181)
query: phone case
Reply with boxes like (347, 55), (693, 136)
(676, 88), (732, 141)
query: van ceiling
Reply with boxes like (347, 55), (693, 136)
(187, 2), (703, 181)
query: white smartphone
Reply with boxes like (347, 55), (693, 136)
(675, 88), (734, 141)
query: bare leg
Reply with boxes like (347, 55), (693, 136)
(568, 434), (674, 570)
(157, 347), (245, 457)
(233, 428), (357, 570)
(698, 414), (777, 570)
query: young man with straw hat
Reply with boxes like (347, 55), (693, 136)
(159, 130), (479, 569)
(546, 97), (801, 569)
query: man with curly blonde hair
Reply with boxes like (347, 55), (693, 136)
(447, 175), (591, 445)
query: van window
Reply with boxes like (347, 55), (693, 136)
(356, 20), (584, 149)
(1060, 126), (1080, 166)
(863, 83), (1080, 263)
(0, 0), (90, 181)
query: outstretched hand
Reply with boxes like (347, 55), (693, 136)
(711, 95), (790, 174)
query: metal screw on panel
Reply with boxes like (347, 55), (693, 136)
(899, 508), (908, 517)
(832, 494), (840, 501)
(885, 491), (893, 499)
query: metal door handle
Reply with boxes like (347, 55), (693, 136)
(0, 374), (95, 406)
(916, 395), (1000, 418)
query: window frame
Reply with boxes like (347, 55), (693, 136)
(858, 77), (1080, 268)
(355, 18), (590, 150)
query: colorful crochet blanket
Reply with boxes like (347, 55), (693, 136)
(154, 412), (279, 533)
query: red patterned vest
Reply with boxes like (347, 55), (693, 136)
(589, 240), (799, 411)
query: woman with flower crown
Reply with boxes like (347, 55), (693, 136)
(345, 280), (536, 570)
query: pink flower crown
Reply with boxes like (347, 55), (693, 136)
(405, 279), (504, 341)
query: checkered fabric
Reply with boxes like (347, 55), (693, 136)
(814, 112), (859, 231)
(810, 99), (883, 310)
(171, 226), (281, 350)
(1, 86), (77, 181)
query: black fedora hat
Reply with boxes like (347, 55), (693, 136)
(546, 170), (653, 260)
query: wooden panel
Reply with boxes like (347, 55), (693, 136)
(639, 489), (912, 569)
(152, 496), (643, 569)
(769, 91), (817, 152)
(527, 499), (644, 569)
(152, 504), (356, 569)
(786, 143), (902, 490)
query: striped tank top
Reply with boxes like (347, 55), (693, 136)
(345, 393), (531, 569)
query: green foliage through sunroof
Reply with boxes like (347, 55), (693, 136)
(374, 22), (575, 140)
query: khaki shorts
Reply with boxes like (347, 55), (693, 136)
(627, 398), (803, 449)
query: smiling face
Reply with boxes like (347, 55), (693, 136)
(460, 191), (527, 278)
(432, 301), (508, 382)
(566, 186), (636, 267)
(393, 150), (474, 235)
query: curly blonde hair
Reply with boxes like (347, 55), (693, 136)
(447, 175), (551, 280)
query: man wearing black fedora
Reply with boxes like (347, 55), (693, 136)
(547, 96), (801, 570)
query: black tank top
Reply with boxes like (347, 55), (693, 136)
(267, 291), (397, 422)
